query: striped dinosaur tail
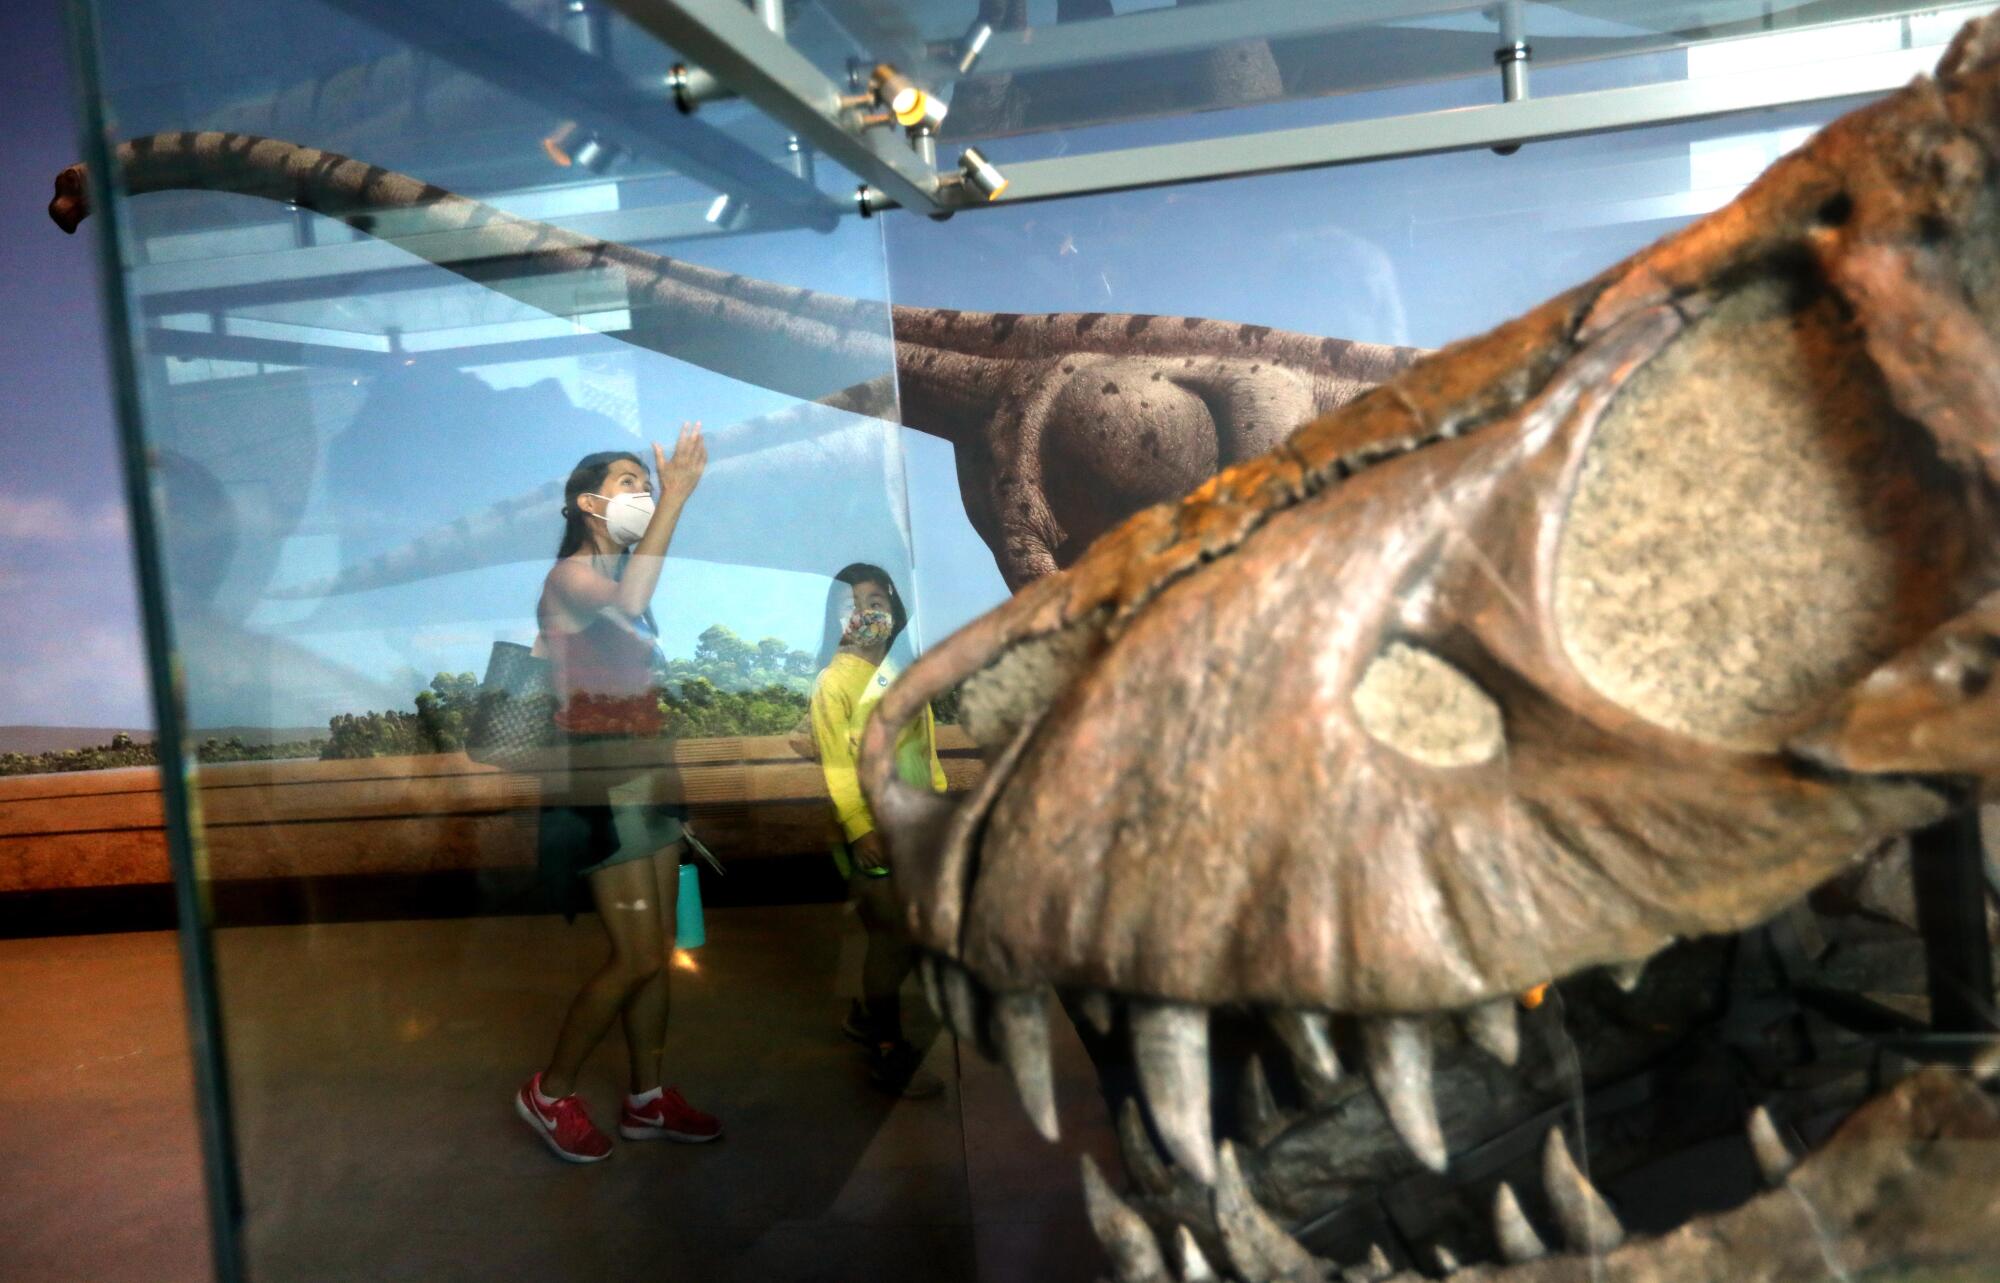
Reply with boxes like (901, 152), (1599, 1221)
(53, 132), (895, 406)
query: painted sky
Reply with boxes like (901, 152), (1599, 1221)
(0, 0), (1904, 733)
(0, 2), (148, 729)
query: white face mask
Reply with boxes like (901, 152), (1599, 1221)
(585, 491), (655, 546)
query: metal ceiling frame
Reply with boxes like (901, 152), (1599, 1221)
(964, 0), (1489, 78)
(921, 0), (1954, 79)
(127, 0), (1987, 374)
(606, 0), (950, 213)
(318, 0), (842, 230)
(144, 326), (632, 373)
(981, 40), (1941, 207)
(597, 0), (1983, 218)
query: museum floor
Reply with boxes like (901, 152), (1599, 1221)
(2, 906), (1120, 1282)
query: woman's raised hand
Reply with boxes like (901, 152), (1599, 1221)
(656, 420), (707, 506)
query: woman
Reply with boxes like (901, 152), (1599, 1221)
(809, 563), (947, 1098)
(514, 423), (721, 1163)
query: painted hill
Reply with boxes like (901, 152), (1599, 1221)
(0, 725), (325, 753)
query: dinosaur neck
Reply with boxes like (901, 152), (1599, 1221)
(105, 132), (904, 408)
(96, 132), (1412, 448)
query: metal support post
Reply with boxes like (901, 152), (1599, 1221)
(1496, 0), (1530, 104)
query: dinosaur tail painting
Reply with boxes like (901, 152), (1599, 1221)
(54, 132), (896, 407)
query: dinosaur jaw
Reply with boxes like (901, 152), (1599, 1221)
(923, 932), (2000, 1283)
(1413, 1066), (2000, 1283)
(853, 16), (2000, 1282)
(885, 280), (1973, 1051)
(862, 17), (2000, 1026)
(1148, 1064), (2000, 1283)
(883, 247), (1991, 1281)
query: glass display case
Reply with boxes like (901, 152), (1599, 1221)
(60, 0), (2000, 1279)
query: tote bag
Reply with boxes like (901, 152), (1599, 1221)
(465, 641), (559, 770)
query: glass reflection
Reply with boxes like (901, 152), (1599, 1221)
(62, 0), (1985, 1276)
(809, 563), (948, 1098)
(519, 428), (722, 1160)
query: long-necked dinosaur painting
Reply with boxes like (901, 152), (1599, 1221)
(52, 134), (1418, 592)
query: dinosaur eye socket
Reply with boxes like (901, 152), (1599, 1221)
(1352, 642), (1503, 767)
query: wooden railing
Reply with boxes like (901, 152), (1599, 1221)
(0, 728), (983, 894)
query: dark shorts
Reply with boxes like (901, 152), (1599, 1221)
(537, 732), (688, 921)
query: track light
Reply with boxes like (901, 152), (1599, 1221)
(908, 91), (949, 135)
(928, 19), (994, 77)
(541, 121), (620, 172)
(542, 122), (580, 167)
(704, 193), (749, 230)
(954, 21), (994, 76)
(572, 134), (617, 172)
(668, 62), (733, 115)
(870, 64), (933, 128)
(956, 147), (1008, 201)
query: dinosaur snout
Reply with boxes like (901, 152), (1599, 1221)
(49, 165), (89, 234)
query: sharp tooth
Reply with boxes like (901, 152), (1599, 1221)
(1747, 1106), (1797, 1185)
(1117, 1097), (1176, 1196)
(1214, 1141), (1320, 1282)
(1174, 1226), (1218, 1282)
(1609, 960), (1647, 993)
(1078, 988), (1116, 1038)
(1361, 1016), (1449, 1172)
(1080, 1154), (1168, 1283)
(1542, 1127), (1625, 1252)
(942, 962), (988, 1054)
(1268, 1009), (1342, 1104)
(1433, 1244), (1462, 1273)
(1461, 999), (1520, 1067)
(1239, 1053), (1287, 1147)
(1493, 1182), (1548, 1264)
(1340, 1243), (1394, 1282)
(918, 957), (945, 1021)
(1131, 1001), (1217, 1185)
(992, 990), (1060, 1142)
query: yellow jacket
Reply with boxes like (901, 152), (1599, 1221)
(810, 651), (947, 844)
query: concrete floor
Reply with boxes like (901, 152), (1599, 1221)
(1, 929), (210, 1282)
(1, 906), (1121, 1282)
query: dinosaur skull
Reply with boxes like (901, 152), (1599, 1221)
(862, 16), (2000, 1279)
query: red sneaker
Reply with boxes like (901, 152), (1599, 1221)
(620, 1086), (723, 1142)
(515, 1073), (612, 1163)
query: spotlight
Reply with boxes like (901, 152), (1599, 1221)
(909, 90), (949, 135)
(954, 20), (994, 76)
(928, 19), (994, 76)
(542, 121), (580, 167)
(704, 193), (749, 230)
(572, 134), (618, 172)
(668, 62), (732, 115)
(956, 147), (1008, 201)
(870, 64), (930, 128)
(542, 122), (621, 172)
